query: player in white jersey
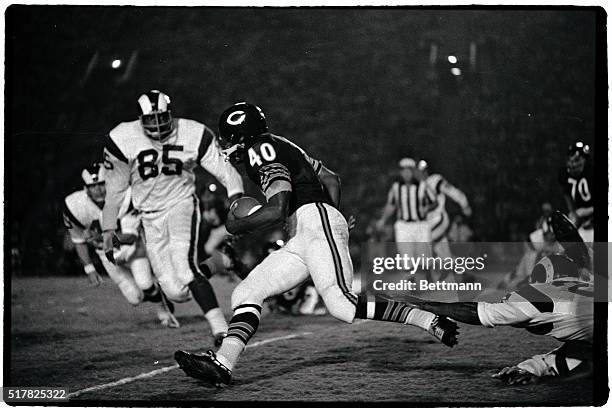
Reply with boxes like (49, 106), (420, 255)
(101, 90), (244, 345)
(63, 163), (178, 327)
(406, 212), (593, 385)
(417, 160), (471, 259)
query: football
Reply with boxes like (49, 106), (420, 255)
(230, 196), (262, 218)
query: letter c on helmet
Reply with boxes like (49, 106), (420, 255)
(227, 110), (246, 125)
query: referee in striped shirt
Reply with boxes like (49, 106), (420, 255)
(375, 157), (437, 262)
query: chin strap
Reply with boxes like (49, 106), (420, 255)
(221, 144), (244, 162)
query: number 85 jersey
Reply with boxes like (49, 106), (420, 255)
(102, 118), (243, 229)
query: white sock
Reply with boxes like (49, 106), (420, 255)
(205, 307), (228, 336)
(405, 308), (435, 331)
(216, 337), (244, 371)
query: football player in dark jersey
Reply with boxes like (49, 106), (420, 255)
(174, 102), (459, 386)
(558, 141), (593, 242)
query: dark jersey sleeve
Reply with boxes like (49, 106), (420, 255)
(244, 135), (330, 213)
(244, 138), (292, 197)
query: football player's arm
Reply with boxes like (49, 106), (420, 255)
(226, 189), (290, 235)
(101, 136), (131, 261)
(407, 296), (532, 326)
(63, 208), (102, 284)
(318, 165), (341, 208)
(406, 298), (481, 325)
(199, 131), (244, 203)
(494, 348), (590, 384)
(440, 180), (471, 217)
(73, 242), (103, 286)
(575, 206), (593, 220)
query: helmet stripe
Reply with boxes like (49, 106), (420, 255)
(138, 94), (153, 114)
(157, 91), (168, 110)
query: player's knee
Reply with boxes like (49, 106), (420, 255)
(319, 287), (354, 323)
(117, 280), (143, 305)
(231, 279), (265, 310)
(157, 278), (191, 303)
(169, 249), (196, 285)
(130, 258), (154, 289)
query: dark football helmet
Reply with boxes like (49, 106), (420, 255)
(566, 141), (590, 177)
(218, 102), (268, 163)
(137, 90), (174, 141)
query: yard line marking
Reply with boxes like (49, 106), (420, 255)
(68, 332), (313, 398)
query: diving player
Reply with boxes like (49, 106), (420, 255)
(404, 211), (593, 385)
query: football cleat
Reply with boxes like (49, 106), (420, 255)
(214, 332), (227, 348)
(427, 316), (459, 348)
(174, 349), (232, 387)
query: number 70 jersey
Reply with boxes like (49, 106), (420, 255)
(102, 118), (243, 214)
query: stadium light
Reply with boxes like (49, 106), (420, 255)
(451, 67), (462, 76)
(447, 55), (457, 64)
(111, 59), (122, 69)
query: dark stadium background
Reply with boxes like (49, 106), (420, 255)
(7, 7), (597, 277)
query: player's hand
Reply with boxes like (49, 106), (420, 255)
(347, 215), (357, 233)
(492, 366), (539, 385)
(463, 205), (472, 218)
(225, 211), (242, 236)
(87, 270), (103, 287)
(568, 211), (578, 226)
(102, 230), (117, 264)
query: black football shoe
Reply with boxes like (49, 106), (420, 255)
(427, 316), (459, 348)
(174, 350), (232, 387)
(550, 210), (591, 269)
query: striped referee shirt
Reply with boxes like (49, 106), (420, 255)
(387, 180), (436, 222)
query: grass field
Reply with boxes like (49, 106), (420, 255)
(8, 275), (595, 404)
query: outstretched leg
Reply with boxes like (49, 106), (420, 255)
(306, 203), (458, 345)
(175, 248), (309, 385)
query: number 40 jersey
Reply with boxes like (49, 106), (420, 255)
(102, 118), (243, 230)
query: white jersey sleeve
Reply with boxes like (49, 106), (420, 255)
(102, 132), (132, 231)
(477, 296), (536, 327)
(198, 126), (244, 197)
(63, 190), (98, 244)
(440, 179), (469, 210)
(63, 196), (88, 244)
(117, 187), (139, 235)
(479, 281), (593, 342)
